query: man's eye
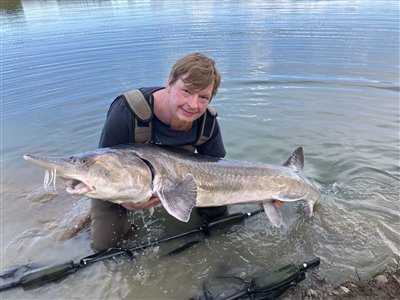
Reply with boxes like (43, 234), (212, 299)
(200, 96), (210, 102)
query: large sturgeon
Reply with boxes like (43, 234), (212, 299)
(23, 144), (320, 226)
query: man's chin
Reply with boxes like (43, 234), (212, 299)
(170, 118), (193, 132)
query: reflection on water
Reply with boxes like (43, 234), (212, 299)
(1, 0), (399, 299)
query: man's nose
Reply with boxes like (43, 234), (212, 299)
(187, 94), (199, 109)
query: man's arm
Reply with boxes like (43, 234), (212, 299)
(99, 96), (135, 148)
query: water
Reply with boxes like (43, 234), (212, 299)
(1, 0), (399, 298)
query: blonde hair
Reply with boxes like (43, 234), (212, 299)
(170, 53), (221, 98)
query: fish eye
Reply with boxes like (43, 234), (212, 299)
(69, 156), (86, 164)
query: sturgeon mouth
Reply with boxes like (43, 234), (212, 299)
(62, 177), (95, 195)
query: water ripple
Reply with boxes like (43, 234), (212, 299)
(1, 0), (399, 298)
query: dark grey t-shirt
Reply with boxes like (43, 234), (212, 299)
(99, 87), (226, 158)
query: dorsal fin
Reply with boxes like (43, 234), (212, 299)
(283, 147), (304, 171)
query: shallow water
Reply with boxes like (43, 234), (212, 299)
(1, 0), (399, 299)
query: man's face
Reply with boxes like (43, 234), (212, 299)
(166, 76), (213, 131)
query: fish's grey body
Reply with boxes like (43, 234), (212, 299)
(23, 144), (320, 226)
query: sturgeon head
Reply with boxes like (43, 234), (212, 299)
(23, 148), (153, 203)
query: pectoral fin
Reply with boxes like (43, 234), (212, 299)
(156, 174), (197, 223)
(262, 200), (282, 227)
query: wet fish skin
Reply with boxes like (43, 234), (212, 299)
(23, 144), (321, 227)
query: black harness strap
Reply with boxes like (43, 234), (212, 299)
(123, 89), (153, 143)
(123, 89), (217, 149)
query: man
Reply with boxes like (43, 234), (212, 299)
(91, 53), (227, 251)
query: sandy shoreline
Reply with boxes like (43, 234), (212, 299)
(281, 269), (400, 300)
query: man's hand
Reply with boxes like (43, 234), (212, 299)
(121, 197), (161, 211)
(273, 200), (283, 209)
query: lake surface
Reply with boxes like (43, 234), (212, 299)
(1, 0), (399, 299)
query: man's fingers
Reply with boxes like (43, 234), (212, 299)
(273, 200), (283, 209)
(147, 197), (161, 206)
(121, 197), (161, 211)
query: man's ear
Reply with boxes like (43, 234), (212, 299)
(166, 75), (174, 93)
